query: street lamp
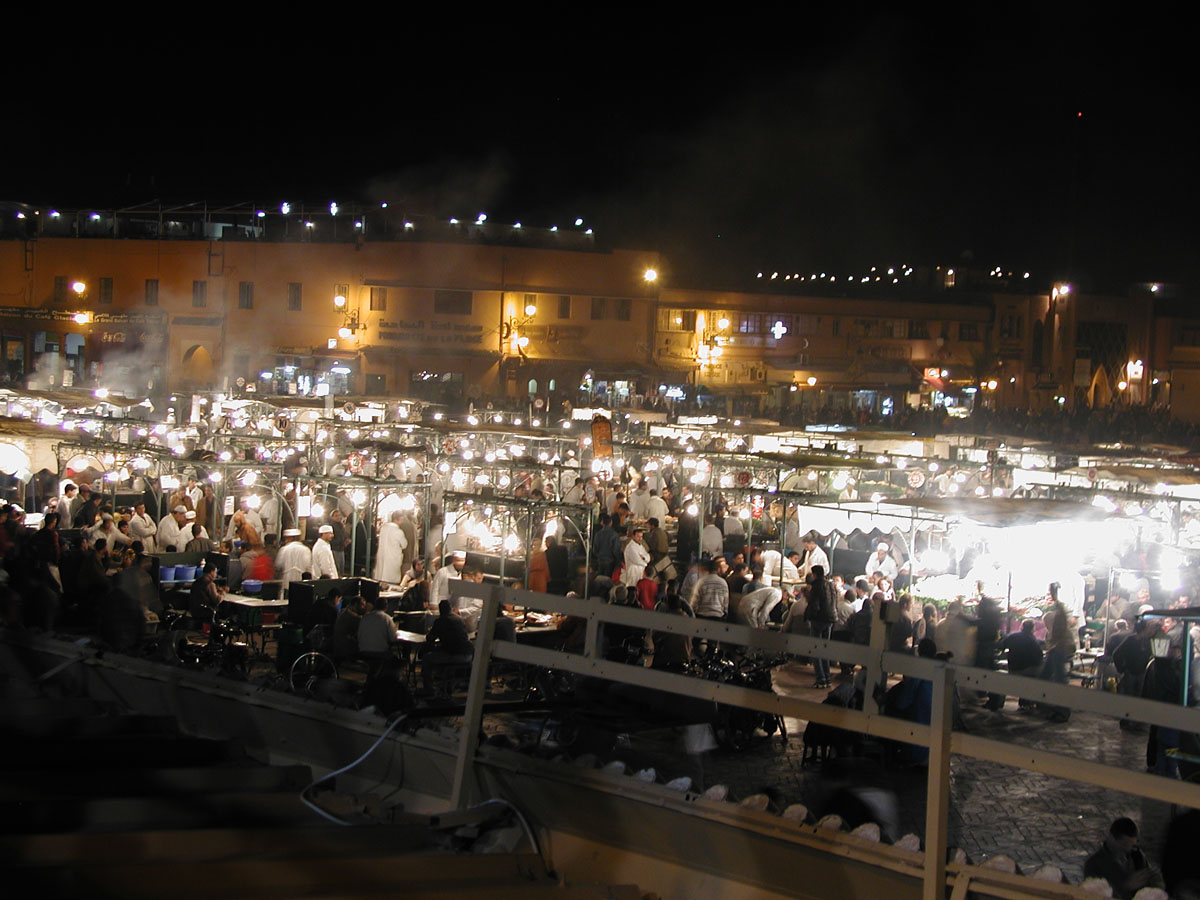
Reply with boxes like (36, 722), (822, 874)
(332, 294), (360, 343)
(643, 268), (658, 283)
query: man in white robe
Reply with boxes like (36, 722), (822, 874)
(274, 529), (312, 598)
(129, 501), (158, 552)
(157, 506), (189, 553)
(311, 525), (339, 579)
(373, 511), (409, 584)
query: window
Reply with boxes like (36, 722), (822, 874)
(792, 314), (818, 335)
(909, 319), (930, 339)
(958, 322), (980, 341)
(369, 287), (387, 311)
(832, 318), (841, 337)
(98, 277), (113, 304)
(335, 283), (349, 302)
(434, 289), (472, 315)
(999, 312), (1023, 340)
(590, 297), (606, 320)
(879, 319), (907, 339)
(851, 319), (877, 338)
(662, 309), (696, 332)
(524, 293), (538, 312)
(287, 282), (302, 311)
(558, 295), (571, 319)
(192, 280), (207, 308)
(737, 313), (765, 334)
(238, 281), (254, 309)
(1179, 327), (1200, 348)
(145, 279), (159, 306)
(615, 298), (632, 321)
(54, 276), (67, 303)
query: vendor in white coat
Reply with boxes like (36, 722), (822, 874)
(621, 527), (651, 587)
(373, 511), (409, 584)
(274, 529), (312, 598)
(311, 524), (339, 579)
(129, 501), (157, 552)
(157, 506), (189, 553)
(863, 542), (898, 582)
(799, 534), (830, 581)
(431, 550), (466, 610)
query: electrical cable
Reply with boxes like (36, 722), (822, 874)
(297, 717), (546, 873)
(464, 797), (542, 862)
(298, 711), (408, 825)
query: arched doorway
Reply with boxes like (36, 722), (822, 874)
(182, 345), (215, 387)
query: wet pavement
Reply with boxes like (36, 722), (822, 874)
(711, 661), (1171, 882)
(488, 659), (1176, 884)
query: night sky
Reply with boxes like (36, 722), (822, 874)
(6, 13), (1193, 292)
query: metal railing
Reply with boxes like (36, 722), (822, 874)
(448, 582), (1200, 900)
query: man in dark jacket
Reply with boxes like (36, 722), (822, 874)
(591, 514), (621, 579)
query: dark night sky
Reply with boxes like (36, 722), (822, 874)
(5, 12), (1194, 292)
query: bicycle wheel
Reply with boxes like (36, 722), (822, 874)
(289, 652), (338, 693)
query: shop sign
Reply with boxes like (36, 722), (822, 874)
(591, 414), (613, 458)
(377, 319), (484, 345)
(751, 494), (764, 519)
(734, 470), (752, 487)
(907, 470), (926, 488)
(0, 306), (164, 325)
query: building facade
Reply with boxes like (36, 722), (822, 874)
(0, 213), (1183, 421)
(0, 232), (661, 405)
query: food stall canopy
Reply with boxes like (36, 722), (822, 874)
(884, 496), (1112, 527)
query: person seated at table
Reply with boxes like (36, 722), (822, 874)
(885, 638), (938, 764)
(455, 564), (487, 633)
(357, 593), (400, 675)
(651, 594), (692, 672)
(332, 594), (365, 662)
(1000, 618), (1044, 709)
(1084, 817), (1164, 899)
(397, 558), (427, 595)
(304, 588), (340, 651)
(189, 563), (223, 625)
(422, 599), (475, 692)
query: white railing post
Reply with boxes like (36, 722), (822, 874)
(450, 582), (504, 809)
(863, 604), (888, 715)
(924, 662), (954, 900)
(583, 597), (601, 659)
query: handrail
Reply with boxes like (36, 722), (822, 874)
(448, 582), (1200, 900)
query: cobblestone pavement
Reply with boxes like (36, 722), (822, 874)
(488, 660), (1177, 884)
(713, 662), (1172, 882)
